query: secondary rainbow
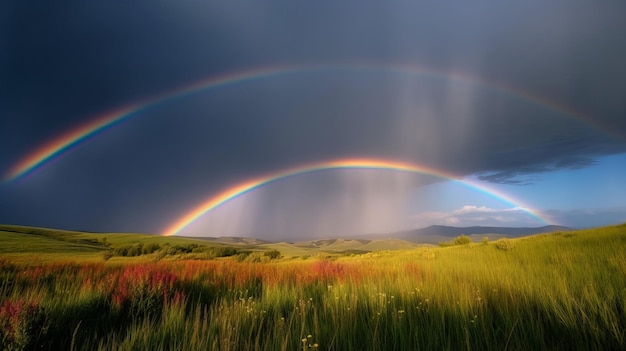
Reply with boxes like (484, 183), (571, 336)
(4, 105), (140, 182)
(4, 63), (606, 182)
(3, 67), (299, 182)
(161, 158), (551, 236)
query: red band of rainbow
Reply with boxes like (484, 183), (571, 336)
(161, 158), (552, 236)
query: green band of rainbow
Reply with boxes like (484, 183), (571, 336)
(161, 158), (551, 236)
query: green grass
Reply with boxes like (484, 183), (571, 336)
(0, 224), (244, 262)
(0, 224), (419, 260)
(0, 231), (103, 254)
(0, 224), (625, 350)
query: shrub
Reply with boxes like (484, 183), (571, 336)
(213, 246), (238, 257)
(143, 243), (161, 255)
(264, 250), (281, 260)
(102, 250), (113, 261)
(496, 238), (515, 250)
(163, 244), (199, 256)
(482, 237), (489, 244)
(127, 245), (142, 257)
(113, 245), (130, 256)
(176, 244), (198, 254)
(101, 237), (111, 247)
(235, 252), (249, 262)
(191, 245), (209, 254)
(454, 235), (472, 245)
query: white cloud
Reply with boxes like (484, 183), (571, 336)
(412, 205), (540, 227)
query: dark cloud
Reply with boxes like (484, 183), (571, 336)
(478, 155), (597, 185)
(474, 136), (623, 184)
(554, 158), (597, 170)
(1, 1), (625, 235)
(476, 157), (601, 185)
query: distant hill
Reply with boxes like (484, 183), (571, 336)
(199, 225), (574, 245)
(0, 224), (424, 260)
(392, 225), (573, 244)
(190, 236), (272, 245)
(293, 238), (420, 251)
(0, 223), (575, 258)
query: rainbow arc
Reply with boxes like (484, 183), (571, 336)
(161, 158), (551, 236)
(3, 64), (605, 182)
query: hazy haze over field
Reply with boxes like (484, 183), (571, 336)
(1, 2), (625, 238)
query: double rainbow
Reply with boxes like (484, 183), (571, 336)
(3, 63), (604, 182)
(161, 158), (551, 236)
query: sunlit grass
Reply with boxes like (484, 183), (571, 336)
(1, 224), (625, 350)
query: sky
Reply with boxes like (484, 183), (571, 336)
(1, 2), (625, 239)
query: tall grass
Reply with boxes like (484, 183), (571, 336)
(1, 225), (625, 350)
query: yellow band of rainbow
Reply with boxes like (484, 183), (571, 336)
(161, 158), (551, 236)
(4, 64), (605, 182)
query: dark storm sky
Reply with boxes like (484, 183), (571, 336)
(1, 2), (625, 237)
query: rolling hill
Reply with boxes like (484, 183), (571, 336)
(391, 225), (573, 244)
(293, 238), (421, 252)
(0, 223), (575, 260)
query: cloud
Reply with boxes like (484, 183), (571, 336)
(1, 2), (625, 234)
(554, 158), (597, 170)
(414, 205), (626, 230)
(453, 205), (523, 214)
(476, 157), (599, 185)
(412, 205), (541, 228)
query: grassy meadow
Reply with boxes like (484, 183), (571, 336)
(0, 224), (625, 350)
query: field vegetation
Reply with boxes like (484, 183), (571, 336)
(0, 224), (625, 350)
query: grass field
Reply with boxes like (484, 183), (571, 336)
(1, 224), (625, 350)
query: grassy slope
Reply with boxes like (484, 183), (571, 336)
(0, 223), (624, 350)
(0, 231), (102, 253)
(0, 224), (427, 260)
(0, 224), (222, 249)
(0, 224), (228, 263)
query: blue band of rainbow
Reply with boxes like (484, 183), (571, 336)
(161, 158), (552, 236)
(4, 64), (606, 182)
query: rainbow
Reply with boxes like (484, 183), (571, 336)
(3, 67), (298, 182)
(4, 105), (141, 182)
(161, 158), (551, 236)
(3, 63), (606, 182)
